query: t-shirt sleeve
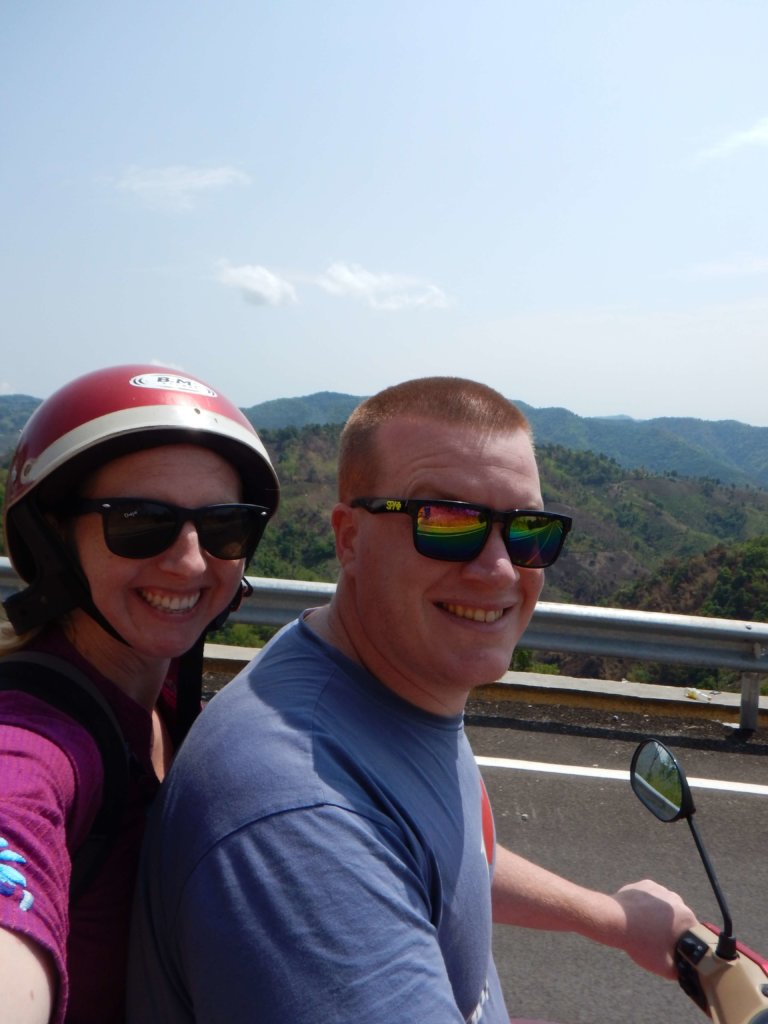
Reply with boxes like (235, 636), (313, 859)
(174, 803), (468, 1024)
(0, 694), (103, 1023)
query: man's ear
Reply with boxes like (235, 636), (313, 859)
(331, 502), (359, 570)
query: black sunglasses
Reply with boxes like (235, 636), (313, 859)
(351, 498), (572, 568)
(68, 498), (271, 561)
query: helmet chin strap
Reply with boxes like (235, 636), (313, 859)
(3, 501), (125, 644)
(173, 577), (252, 747)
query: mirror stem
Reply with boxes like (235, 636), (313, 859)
(687, 818), (737, 960)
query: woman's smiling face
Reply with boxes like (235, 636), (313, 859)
(69, 444), (245, 662)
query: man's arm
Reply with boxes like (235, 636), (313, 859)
(491, 843), (697, 979)
(0, 926), (55, 1024)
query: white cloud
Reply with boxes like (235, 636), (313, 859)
(214, 259), (448, 311)
(697, 117), (768, 160)
(116, 165), (251, 210)
(315, 262), (449, 311)
(216, 262), (298, 306)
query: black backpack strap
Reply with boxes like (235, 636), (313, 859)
(0, 652), (131, 899)
(174, 632), (205, 747)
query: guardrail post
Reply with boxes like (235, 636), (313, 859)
(739, 673), (762, 733)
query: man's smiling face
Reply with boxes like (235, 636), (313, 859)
(334, 415), (546, 715)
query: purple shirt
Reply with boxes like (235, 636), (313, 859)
(0, 630), (172, 1023)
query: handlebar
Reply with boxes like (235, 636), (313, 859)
(676, 923), (768, 1024)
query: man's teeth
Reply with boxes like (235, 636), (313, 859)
(443, 604), (503, 623)
(141, 590), (201, 612)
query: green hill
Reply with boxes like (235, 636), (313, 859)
(4, 389), (768, 490)
(246, 426), (768, 612)
(0, 395), (41, 458)
(244, 426), (768, 690)
(244, 394), (768, 489)
(2, 412), (766, 691)
(243, 392), (360, 429)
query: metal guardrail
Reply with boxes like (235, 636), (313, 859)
(2, 558), (767, 729)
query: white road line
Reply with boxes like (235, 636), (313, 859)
(475, 756), (768, 796)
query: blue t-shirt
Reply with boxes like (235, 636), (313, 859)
(129, 616), (507, 1023)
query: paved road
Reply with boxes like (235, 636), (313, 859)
(466, 701), (768, 1024)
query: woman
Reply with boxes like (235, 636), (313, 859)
(0, 365), (279, 1023)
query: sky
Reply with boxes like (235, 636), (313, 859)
(2, 1), (768, 426)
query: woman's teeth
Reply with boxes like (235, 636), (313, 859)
(141, 590), (201, 612)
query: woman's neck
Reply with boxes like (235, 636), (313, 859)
(62, 611), (169, 711)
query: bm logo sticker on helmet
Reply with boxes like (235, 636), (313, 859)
(129, 374), (217, 397)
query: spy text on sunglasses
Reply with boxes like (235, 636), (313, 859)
(67, 498), (272, 561)
(350, 498), (572, 568)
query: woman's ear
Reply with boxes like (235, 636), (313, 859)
(46, 510), (74, 549)
(45, 510), (66, 535)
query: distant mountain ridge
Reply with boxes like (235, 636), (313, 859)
(2, 389), (767, 490)
(2, 392), (768, 690)
(242, 392), (768, 490)
(244, 392), (361, 429)
(514, 403), (768, 490)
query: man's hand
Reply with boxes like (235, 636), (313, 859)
(611, 879), (698, 979)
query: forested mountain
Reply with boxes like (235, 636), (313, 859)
(0, 395), (40, 455)
(242, 425), (768, 690)
(3, 388), (768, 488)
(247, 425), (768, 613)
(3, 412), (765, 618)
(2, 393), (767, 689)
(242, 393), (768, 489)
(518, 406), (768, 490)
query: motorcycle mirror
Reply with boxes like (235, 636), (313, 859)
(629, 738), (738, 961)
(630, 738), (696, 822)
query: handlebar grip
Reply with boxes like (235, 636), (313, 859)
(676, 930), (710, 1014)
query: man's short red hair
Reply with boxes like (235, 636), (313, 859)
(338, 376), (531, 502)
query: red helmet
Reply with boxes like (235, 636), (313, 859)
(4, 365), (280, 632)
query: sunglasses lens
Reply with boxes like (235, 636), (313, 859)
(103, 502), (178, 559)
(414, 503), (488, 561)
(98, 502), (267, 560)
(506, 515), (565, 568)
(197, 507), (265, 560)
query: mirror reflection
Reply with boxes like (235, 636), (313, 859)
(631, 740), (685, 822)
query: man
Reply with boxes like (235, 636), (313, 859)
(129, 377), (696, 1023)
